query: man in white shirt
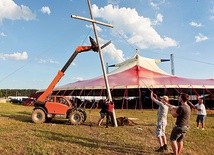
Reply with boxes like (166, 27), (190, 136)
(195, 98), (207, 130)
(150, 91), (169, 152)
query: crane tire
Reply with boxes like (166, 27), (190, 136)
(32, 109), (46, 124)
(77, 108), (87, 122)
(69, 110), (83, 125)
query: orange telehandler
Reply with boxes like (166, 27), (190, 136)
(31, 37), (108, 125)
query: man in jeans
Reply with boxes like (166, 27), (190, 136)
(164, 93), (191, 155)
(150, 91), (169, 152)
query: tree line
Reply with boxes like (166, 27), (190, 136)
(0, 89), (38, 98)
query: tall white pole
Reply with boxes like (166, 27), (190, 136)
(87, 0), (117, 127)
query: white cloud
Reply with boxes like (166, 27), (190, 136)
(71, 76), (84, 81)
(92, 4), (177, 49)
(150, 2), (159, 10)
(86, 24), (102, 32)
(0, 51), (28, 60)
(209, 6), (214, 20)
(85, 24), (124, 63)
(41, 6), (51, 15)
(209, 15), (214, 21)
(71, 62), (76, 66)
(150, 0), (166, 10)
(195, 33), (208, 42)
(38, 58), (58, 64)
(210, 6), (214, 14)
(153, 13), (163, 25)
(107, 0), (120, 5)
(99, 37), (125, 63)
(0, 0), (36, 22)
(189, 21), (202, 27)
(0, 32), (6, 37)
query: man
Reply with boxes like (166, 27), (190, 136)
(150, 91), (169, 152)
(195, 98), (207, 130)
(97, 100), (108, 126)
(164, 93), (191, 155)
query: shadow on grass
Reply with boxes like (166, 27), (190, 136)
(0, 113), (32, 122)
(37, 130), (153, 154)
(0, 111), (72, 125)
(0, 112), (102, 126)
(36, 129), (152, 155)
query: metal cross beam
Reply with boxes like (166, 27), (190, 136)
(71, 0), (118, 127)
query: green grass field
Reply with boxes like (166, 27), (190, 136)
(0, 102), (214, 155)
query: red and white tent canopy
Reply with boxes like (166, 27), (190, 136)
(56, 54), (214, 90)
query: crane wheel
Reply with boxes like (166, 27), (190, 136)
(69, 110), (83, 125)
(77, 108), (87, 122)
(32, 109), (46, 124)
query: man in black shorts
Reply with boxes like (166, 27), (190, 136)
(164, 93), (191, 155)
(97, 100), (107, 126)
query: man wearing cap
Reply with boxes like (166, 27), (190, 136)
(150, 91), (169, 152)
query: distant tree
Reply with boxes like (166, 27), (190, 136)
(0, 89), (38, 98)
(0, 90), (3, 98)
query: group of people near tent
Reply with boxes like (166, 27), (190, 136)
(150, 91), (207, 155)
(97, 91), (207, 155)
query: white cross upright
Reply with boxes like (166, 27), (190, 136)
(71, 0), (118, 127)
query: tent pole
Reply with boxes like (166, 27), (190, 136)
(126, 88), (128, 109)
(151, 89), (154, 110)
(170, 54), (175, 75)
(135, 89), (138, 110)
(139, 88), (142, 110)
(122, 89), (125, 110)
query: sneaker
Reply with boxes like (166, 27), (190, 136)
(196, 127), (199, 129)
(163, 144), (168, 150)
(202, 128), (205, 130)
(155, 146), (164, 152)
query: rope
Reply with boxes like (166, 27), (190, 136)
(55, 90), (61, 96)
(191, 86), (200, 97)
(162, 86), (175, 129)
(62, 89), (67, 96)
(203, 86), (214, 99)
(202, 86), (214, 114)
(0, 63), (29, 84)
(68, 87), (76, 96)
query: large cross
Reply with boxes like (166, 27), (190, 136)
(71, 0), (118, 127)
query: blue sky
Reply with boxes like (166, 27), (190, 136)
(0, 0), (214, 89)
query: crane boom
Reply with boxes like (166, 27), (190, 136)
(37, 37), (110, 103)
